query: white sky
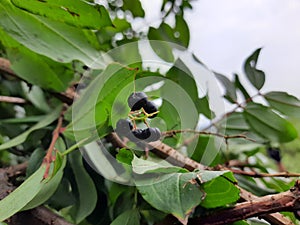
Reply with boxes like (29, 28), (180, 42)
(185, 0), (300, 97)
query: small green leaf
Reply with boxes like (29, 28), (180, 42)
(243, 103), (298, 143)
(22, 84), (51, 112)
(148, 38), (174, 62)
(0, 165), (46, 221)
(122, 0), (145, 17)
(214, 72), (237, 103)
(264, 91), (300, 118)
(11, 0), (112, 29)
(68, 151), (97, 224)
(201, 173), (240, 208)
(234, 73), (250, 100)
(243, 48), (265, 90)
(116, 148), (134, 165)
(174, 15), (190, 48)
(136, 173), (203, 220)
(0, 105), (62, 150)
(111, 209), (140, 225)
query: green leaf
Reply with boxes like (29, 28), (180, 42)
(116, 148), (134, 165)
(147, 38), (174, 62)
(68, 151), (97, 224)
(136, 173), (203, 220)
(122, 0), (145, 17)
(111, 209), (140, 225)
(0, 165), (46, 221)
(214, 72), (237, 103)
(201, 173), (240, 208)
(174, 15), (190, 48)
(11, 0), (112, 29)
(243, 103), (298, 143)
(0, 105), (62, 150)
(0, 1), (105, 67)
(0, 29), (74, 92)
(22, 153), (67, 210)
(196, 95), (215, 119)
(264, 91), (300, 118)
(234, 73), (251, 100)
(243, 48), (265, 90)
(22, 84), (51, 112)
(132, 155), (188, 174)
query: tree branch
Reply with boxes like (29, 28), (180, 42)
(189, 181), (300, 225)
(107, 133), (295, 225)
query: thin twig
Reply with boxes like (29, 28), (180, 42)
(42, 104), (68, 179)
(0, 95), (26, 104)
(229, 169), (300, 178)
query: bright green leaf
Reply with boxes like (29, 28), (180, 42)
(264, 91), (300, 118)
(111, 209), (140, 225)
(136, 173), (203, 220)
(243, 48), (265, 90)
(116, 148), (134, 166)
(0, 105), (62, 150)
(0, 1), (105, 67)
(201, 173), (240, 208)
(243, 103), (298, 143)
(11, 0), (112, 29)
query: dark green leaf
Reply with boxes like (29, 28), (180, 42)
(264, 91), (300, 118)
(111, 209), (140, 225)
(11, 0), (112, 29)
(68, 151), (97, 224)
(122, 0), (145, 17)
(201, 173), (240, 208)
(243, 103), (298, 143)
(0, 105), (62, 150)
(243, 48), (265, 90)
(136, 173), (203, 220)
(214, 72), (237, 103)
(116, 148), (134, 165)
(174, 15), (190, 48)
(234, 73), (250, 100)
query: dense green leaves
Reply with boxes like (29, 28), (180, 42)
(11, 0), (112, 29)
(243, 103), (298, 143)
(243, 48), (265, 90)
(0, 105), (62, 150)
(264, 91), (300, 118)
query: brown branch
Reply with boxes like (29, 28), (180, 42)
(107, 133), (295, 225)
(0, 58), (15, 76)
(189, 181), (300, 225)
(42, 104), (68, 179)
(0, 95), (26, 104)
(229, 168), (300, 178)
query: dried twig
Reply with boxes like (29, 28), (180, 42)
(0, 95), (26, 104)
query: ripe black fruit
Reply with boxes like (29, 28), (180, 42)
(115, 119), (133, 137)
(144, 101), (158, 118)
(267, 147), (281, 162)
(132, 127), (161, 142)
(128, 92), (148, 111)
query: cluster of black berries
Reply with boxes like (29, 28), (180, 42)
(116, 92), (161, 143)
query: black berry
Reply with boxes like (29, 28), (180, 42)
(115, 119), (133, 137)
(132, 127), (161, 142)
(267, 147), (281, 162)
(128, 92), (148, 111)
(144, 101), (158, 118)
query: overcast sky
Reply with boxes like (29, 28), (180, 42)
(185, 0), (300, 97)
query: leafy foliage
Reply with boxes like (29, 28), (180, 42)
(0, 1), (299, 225)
